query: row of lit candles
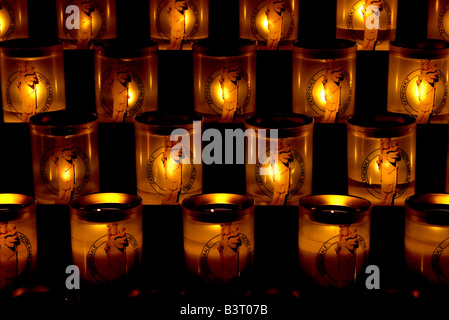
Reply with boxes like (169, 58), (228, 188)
(1, 110), (419, 208)
(1, 109), (423, 208)
(1, 191), (449, 292)
(1, 36), (449, 126)
(14, 111), (422, 209)
(2, 0), (447, 51)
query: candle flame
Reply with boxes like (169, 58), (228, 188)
(415, 83), (421, 103)
(272, 163), (282, 182)
(211, 209), (215, 213)
(222, 87), (231, 101)
(61, 168), (73, 182)
(262, 16), (269, 32)
(317, 86), (327, 105)
(357, 4), (364, 20)
(215, 85), (225, 103)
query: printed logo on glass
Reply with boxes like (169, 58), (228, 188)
(146, 139), (197, 204)
(346, 0), (392, 49)
(63, 0), (107, 49)
(99, 64), (145, 122)
(205, 59), (251, 122)
(40, 138), (91, 204)
(87, 222), (139, 283)
(250, 0), (294, 48)
(200, 223), (252, 283)
(317, 225), (368, 288)
(0, 223), (32, 290)
(306, 60), (352, 123)
(400, 60), (447, 123)
(0, 0), (16, 41)
(5, 62), (53, 122)
(155, 0), (200, 49)
(361, 138), (411, 205)
(255, 140), (305, 205)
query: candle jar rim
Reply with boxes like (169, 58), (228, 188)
(182, 193), (254, 223)
(93, 39), (158, 58)
(405, 193), (449, 225)
(0, 193), (36, 221)
(293, 39), (357, 58)
(299, 194), (371, 224)
(134, 111), (202, 134)
(193, 38), (256, 56)
(245, 113), (314, 137)
(29, 111), (98, 135)
(389, 40), (449, 59)
(69, 192), (143, 222)
(0, 39), (63, 57)
(347, 113), (417, 137)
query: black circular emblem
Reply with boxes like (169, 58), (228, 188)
(40, 145), (91, 197)
(99, 67), (145, 120)
(200, 232), (252, 283)
(146, 146), (197, 197)
(5, 71), (53, 121)
(399, 68), (447, 117)
(346, 0), (392, 46)
(0, 0), (16, 40)
(361, 147), (411, 200)
(317, 233), (368, 287)
(87, 232), (139, 283)
(255, 147), (305, 200)
(204, 65), (251, 116)
(155, 0), (200, 41)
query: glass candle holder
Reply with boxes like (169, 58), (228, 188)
(149, 0), (209, 50)
(182, 193), (255, 284)
(29, 111), (100, 204)
(69, 193), (142, 285)
(244, 113), (314, 205)
(428, 0), (449, 41)
(193, 39), (256, 123)
(94, 40), (158, 123)
(347, 113), (416, 206)
(57, 0), (117, 49)
(298, 194), (371, 288)
(405, 193), (449, 286)
(0, 40), (66, 123)
(387, 40), (449, 124)
(0, 194), (37, 291)
(292, 39), (357, 123)
(134, 112), (203, 205)
(239, 0), (299, 50)
(0, 0), (28, 41)
(336, 0), (398, 51)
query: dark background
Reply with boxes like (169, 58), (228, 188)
(0, 0), (447, 316)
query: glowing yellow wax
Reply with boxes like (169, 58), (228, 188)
(405, 218), (449, 284)
(298, 222), (369, 288)
(70, 213), (142, 285)
(183, 220), (254, 283)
